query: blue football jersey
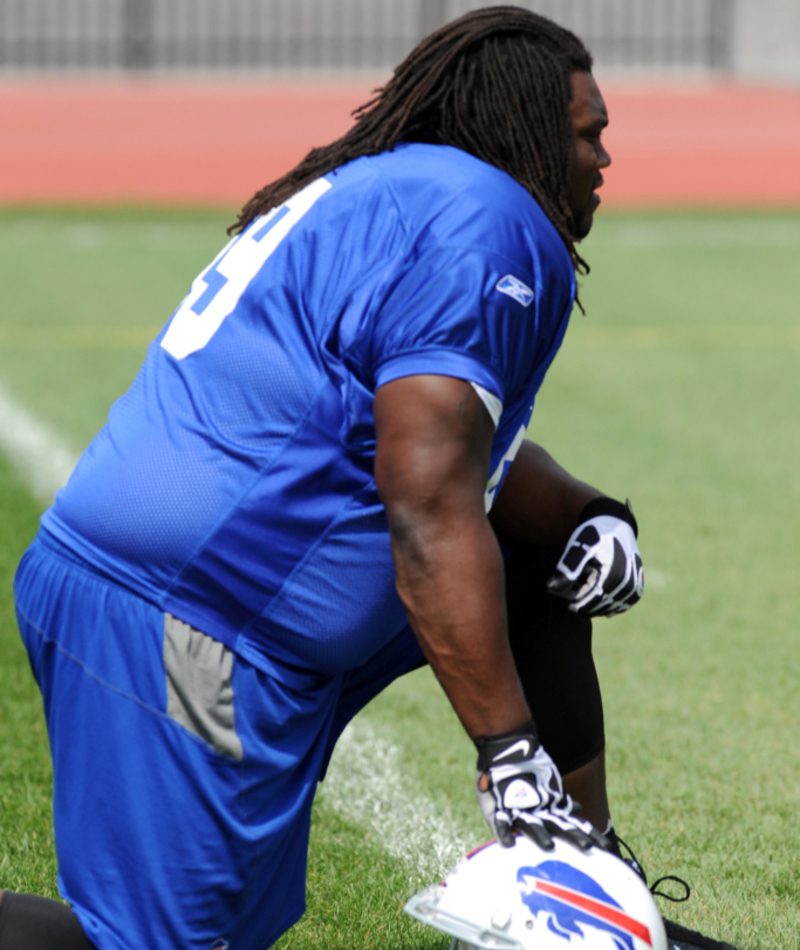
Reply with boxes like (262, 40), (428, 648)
(42, 143), (576, 677)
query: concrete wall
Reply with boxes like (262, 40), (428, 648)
(734, 0), (800, 81)
(0, 0), (797, 79)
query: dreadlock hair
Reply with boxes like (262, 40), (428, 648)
(229, 6), (593, 278)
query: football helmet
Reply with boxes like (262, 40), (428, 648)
(405, 835), (667, 950)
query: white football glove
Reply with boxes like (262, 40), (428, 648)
(547, 497), (644, 617)
(475, 721), (609, 852)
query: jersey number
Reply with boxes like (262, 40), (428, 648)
(161, 177), (332, 360)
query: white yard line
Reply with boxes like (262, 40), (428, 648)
(0, 381), (78, 504)
(319, 718), (477, 885)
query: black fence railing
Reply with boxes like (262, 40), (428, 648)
(0, 0), (734, 72)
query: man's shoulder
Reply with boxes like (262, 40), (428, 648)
(352, 144), (571, 277)
(365, 143), (534, 220)
(369, 142), (516, 188)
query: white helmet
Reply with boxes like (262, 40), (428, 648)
(405, 835), (667, 950)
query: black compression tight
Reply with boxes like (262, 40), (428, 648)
(504, 543), (605, 775)
(0, 891), (95, 950)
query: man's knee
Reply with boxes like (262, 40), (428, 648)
(0, 891), (95, 950)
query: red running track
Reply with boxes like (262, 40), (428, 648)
(1, 76), (799, 208)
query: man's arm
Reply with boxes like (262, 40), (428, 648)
(374, 374), (529, 740)
(488, 439), (603, 549)
(375, 375), (610, 852)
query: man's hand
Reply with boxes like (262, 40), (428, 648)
(475, 721), (608, 851)
(547, 497), (644, 616)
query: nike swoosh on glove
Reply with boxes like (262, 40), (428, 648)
(474, 721), (609, 852)
(547, 496), (644, 617)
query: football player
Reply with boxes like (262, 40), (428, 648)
(3, 7), (662, 950)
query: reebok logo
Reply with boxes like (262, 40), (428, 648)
(493, 739), (531, 761)
(496, 274), (534, 308)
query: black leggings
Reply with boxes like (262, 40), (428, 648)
(0, 892), (94, 950)
(504, 543), (605, 775)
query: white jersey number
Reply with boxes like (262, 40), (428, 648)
(161, 178), (332, 360)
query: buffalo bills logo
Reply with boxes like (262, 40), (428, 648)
(517, 861), (651, 950)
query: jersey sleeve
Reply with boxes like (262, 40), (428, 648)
(369, 244), (541, 411)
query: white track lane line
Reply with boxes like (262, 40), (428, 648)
(0, 381), (79, 504)
(318, 718), (479, 885)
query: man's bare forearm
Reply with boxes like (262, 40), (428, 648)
(374, 374), (530, 741)
(489, 440), (604, 548)
(387, 499), (530, 739)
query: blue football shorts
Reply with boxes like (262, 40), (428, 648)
(14, 531), (424, 950)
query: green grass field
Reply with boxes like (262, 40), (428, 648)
(1, 207), (800, 949)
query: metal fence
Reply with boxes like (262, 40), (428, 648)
(0, 0), (734, 72)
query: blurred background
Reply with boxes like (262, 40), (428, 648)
(0, 0), (795, 76)
(0, 0), (798, 206)
(0, 0), (740, 73)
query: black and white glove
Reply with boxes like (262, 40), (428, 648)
(547, 497), (644, 617)
(475, 721), (609, 852)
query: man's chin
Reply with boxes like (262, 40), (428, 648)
(573, 209), (595, 241)
(572, 193), (601, 241)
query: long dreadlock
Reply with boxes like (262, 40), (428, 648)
(229, 6), (592, 277)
